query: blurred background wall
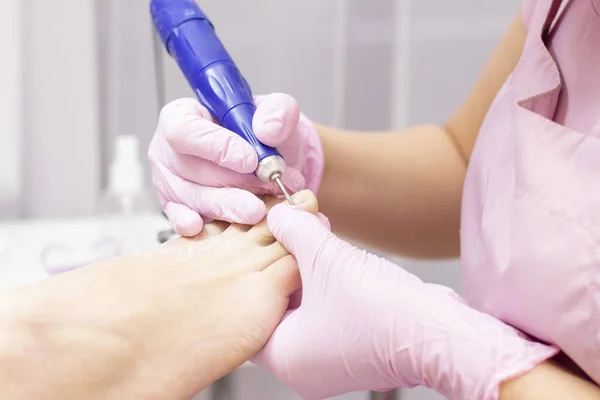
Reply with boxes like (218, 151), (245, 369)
(0, 0), (523, 398)
(0, 0), (23, 218)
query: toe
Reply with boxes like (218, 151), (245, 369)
(259, 194), (279, 205)
(289, 190), (318, 214)
(248, 190), (319, 245)
(224, 222), (253, 234)
(166, 221), (229, 248)
(262, 255), (301, 296)
(201, 220), (230, 236)
(240, 242), (290, 272)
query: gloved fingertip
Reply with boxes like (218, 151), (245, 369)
(173, 219), (203, 237)
(317, 213), (331, 230)
(253, 93), (299, 146)
(165, 202), (204, 237)
(267, 203), (295, 229)
(268, 204), (332, 255)
(267, 202), (288, 217)
(254, 117), (285, 146)
(267, 204), (315, 249)
(171, 213), (204, 237)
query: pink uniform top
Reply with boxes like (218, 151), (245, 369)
(525, 0), (600, 134)
(461, 0), (600, 384)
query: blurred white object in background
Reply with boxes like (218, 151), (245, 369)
(0, 215), (169, 289)
(97, 135), (155, 215)
(92, 134), (163, 265)
(0, 135), (167, 288)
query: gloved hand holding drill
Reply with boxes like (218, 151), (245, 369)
(149, 94), (323, 236)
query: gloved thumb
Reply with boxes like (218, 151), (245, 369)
(253, 93), (300, 146)
(268, 191), (332, 275)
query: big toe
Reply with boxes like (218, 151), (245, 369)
(264, 189), (318, 213)
(250, 190), (319, 244)
(289, 190), (319, 214)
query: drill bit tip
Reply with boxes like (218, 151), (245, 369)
(272, 175), (294, 205)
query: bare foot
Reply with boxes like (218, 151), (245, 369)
(0, 191), (319, 400)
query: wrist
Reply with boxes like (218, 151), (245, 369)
(416, 291), (558, 400)
(500, 360), (600, 400)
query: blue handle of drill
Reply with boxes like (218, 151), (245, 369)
(150, 0), (282, 163)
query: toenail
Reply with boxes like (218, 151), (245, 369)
(291, 190), (312, 205)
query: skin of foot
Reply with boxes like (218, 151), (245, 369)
(0, 190), (319, 400)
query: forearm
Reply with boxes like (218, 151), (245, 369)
(316, 123), (466, 258)
(500, 361), (600, 400)
(314, 15), (529, 259)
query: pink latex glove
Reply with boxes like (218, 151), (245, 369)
(149, 94), (324, 236)
(254, 197), (558, 400)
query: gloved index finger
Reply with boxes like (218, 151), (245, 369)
(160, 98), (258, 174)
